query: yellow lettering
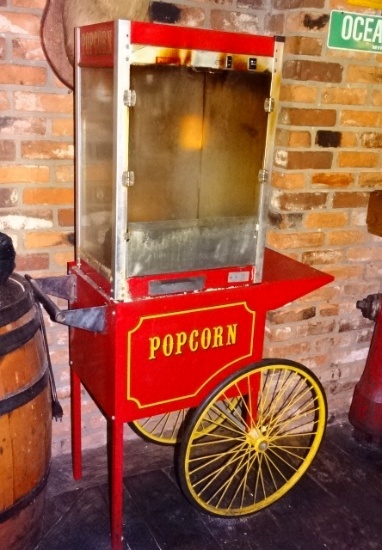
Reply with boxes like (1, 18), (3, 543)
(212, 326), (223, 348)
(189, 329), (199, 352)
(162, 334), (174, 357)
(175, 331), (187, 355)
(226, 324), (238, 345)
(148, 322), (239, 360)
(148, 336), (161, 360)
(201, 328), (212, 349)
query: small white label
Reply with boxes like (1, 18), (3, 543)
(228, 271), (250, 283)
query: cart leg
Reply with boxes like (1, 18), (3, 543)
(109, 417), (124, 550)
(70, 368), (82, 480)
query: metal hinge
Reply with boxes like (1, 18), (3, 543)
(258, 169), (268, 183)
(264, 97), (275, 113)
(122, 171), (135, 186)
(123, 89), (136, 107)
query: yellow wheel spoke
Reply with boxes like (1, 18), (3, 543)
(131, 409), (186, 444)
(179, 361), (327, 517)
(191, 442), (248, 495)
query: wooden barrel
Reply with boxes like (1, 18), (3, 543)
(0, 274), (52, 550)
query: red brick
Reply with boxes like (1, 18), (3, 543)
(332, 192), (369, 208)
(14, 91), (73, 113)
(277, 151), (333, 170)
(304, 211), (348, 229)
(53, 250), (74, 267)
(0, 188), (18, 207)
(0, 37), (5, 60)
(0, 13), (41, 35)
(328, 230), (365, 246)
(320, 304), (339, 317)
(302, 249), (344, 265)
(15, 253), (49, 271)
(272, 172), (305, 190)
(326, 265), (364, 280)
(52, 119), (74, 137)
(280, 107), (336, 126)
(12, 38), (44, 60)
(266, 341), (312, 358)
(0, 91), (9, 110)
(311, 172), (354, 188)
(273, 0), (325, 8)
(12, 0), (46, 8)
(338, 151), (379, 168)
(0, 65), (46, 86)
(284, 35), (322, 56)
(265, 13), (284, 34)
(267, 230), (325, 249)
(210, 9), (259, 33)
(279, 84), (318, 103)
(346, 65), (382, 84)
(54, 165), (74, 184)
(341, 110), (382, 128)
(24, 231), (71, 249)
(283, 60), (343, 83)
(268, 211), (303, 230)
(0, 164), (49, 183)
(322, 87), (367, 105)
(0, 140), (16, 160)
(0, 117), (45, 134)
(296, 319), (336, 337)
(371, 89), (382, 106)
(359, 173), (382, 188)
(276, 129), (311, 147)
(23, 187), (74, 205)
(58, 208), (74, 227)
(22, 141), (74, 160)
(362, 132), (382, 148)
(347, 247), (382, 262)
(272, 191), (327, 211)
(268, 306), (316, 324)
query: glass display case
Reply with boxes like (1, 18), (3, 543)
(75, 20), (283, 300)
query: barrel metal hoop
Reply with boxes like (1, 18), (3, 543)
(0, 315), (40, 358)
(0, 462), (51, 524)
(0, 277), (34, 328)
(0, 368), (49, 417)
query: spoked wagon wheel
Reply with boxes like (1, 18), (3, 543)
(130, 402), (240, 445)
(178, 359), (327, 516)
(130, 410), (188, 445)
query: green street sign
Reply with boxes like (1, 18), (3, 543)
(328, 10), (382, 52)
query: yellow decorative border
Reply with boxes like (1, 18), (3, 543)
(126, 302), (256, 408)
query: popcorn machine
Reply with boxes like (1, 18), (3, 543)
(31, 19), (333, 549)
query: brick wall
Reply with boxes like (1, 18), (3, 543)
(1, 0), (381, 455)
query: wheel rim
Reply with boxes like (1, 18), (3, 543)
(131, 410), (187, 445)
(131, 400), (240, 445)
(180, 361), (327, 516)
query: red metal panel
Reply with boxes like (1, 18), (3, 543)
(78, 20), (277, 67)
(130, 20), (276, 56)
(69, 249), (333, 420)
(79, 21), (115, 67)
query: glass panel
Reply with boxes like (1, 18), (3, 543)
(128, 66), (203, 222)
(79, 68), (113, 273)
(199, 71), (270, 218)
(127, 65), (271, 276)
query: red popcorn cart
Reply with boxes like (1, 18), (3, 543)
(30, 19), (333, 549)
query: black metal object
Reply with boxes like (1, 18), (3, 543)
(0, 232), (15, 285)
(25, 274), (107, 333)
(356, 293), (381, 322)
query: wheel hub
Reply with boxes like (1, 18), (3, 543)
(246, 426), (269, 452)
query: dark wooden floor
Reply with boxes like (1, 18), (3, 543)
(36, 422), (382, 550)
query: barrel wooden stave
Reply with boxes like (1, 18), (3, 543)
(0, 275), (52, 550)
